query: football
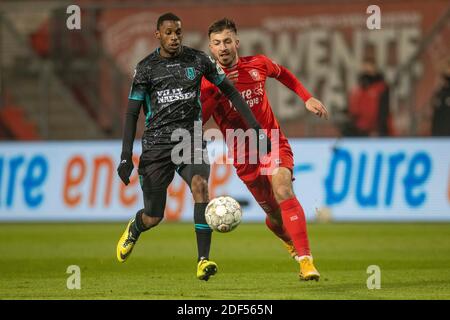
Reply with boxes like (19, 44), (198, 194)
(205, 196), (242, 233)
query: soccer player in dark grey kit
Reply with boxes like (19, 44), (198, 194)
(116, 13), (268, 281)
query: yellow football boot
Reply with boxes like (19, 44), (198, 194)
(196, 259), (218, 281)
(298, 256), (320, 281)
(116, 219), (137, 263)
(282, 240), (298, 259)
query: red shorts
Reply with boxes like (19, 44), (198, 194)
(234, 143), (294, 216)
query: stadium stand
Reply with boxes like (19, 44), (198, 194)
(1, 0), (449, 140)
(0, 105), (39, 140)
(0, 8), (106, 140)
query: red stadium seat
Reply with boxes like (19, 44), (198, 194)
(0, 106), (40, 140)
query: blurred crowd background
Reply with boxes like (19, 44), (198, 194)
(0, 0), (449, 141)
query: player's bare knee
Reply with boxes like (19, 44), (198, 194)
(274, 185), (295, 202)
(191, 175), (209, 202)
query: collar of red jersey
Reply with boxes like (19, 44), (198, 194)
(223, 59), (240, 71)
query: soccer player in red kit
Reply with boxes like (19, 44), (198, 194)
(201, 18), (328, 281)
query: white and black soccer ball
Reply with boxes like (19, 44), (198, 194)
(205, 196), (242, 233)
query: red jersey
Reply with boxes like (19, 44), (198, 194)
(349, 81), (389, 134)
(201, 54), (311, 162)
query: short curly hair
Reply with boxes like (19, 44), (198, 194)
(157, 13), (181, 30)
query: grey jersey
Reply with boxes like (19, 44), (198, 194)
(129, 46), (226, 150)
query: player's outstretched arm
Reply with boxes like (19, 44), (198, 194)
(275, 64), (328, 119)
(216, 77), (271, 153)
(118, 99), (142, 185)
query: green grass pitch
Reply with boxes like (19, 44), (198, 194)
(0, 222), (449, 300)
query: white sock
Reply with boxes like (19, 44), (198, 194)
(295, 255), (312, 262)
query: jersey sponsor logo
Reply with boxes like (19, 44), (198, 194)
(249, 69), (261, 81)
(156, 88), (197, 104)
(225, 82), (265, 110)
(240, 83), (264, 99)
(185, 67), (196, 80)
(231, 83), (265, 108)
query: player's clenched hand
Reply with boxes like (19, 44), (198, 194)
(117, 153), (134, 185)
(305, 97), (328, 120)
